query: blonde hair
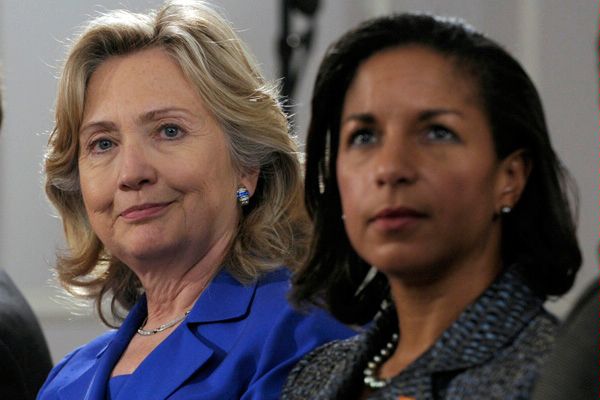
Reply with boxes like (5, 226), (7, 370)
(45, 0), (308, 326)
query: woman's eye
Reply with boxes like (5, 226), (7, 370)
(160, 125), (183, 139)
(90, 138), (114, 153)
(425, 125), (458, 142)
(349, 128), (377, 146)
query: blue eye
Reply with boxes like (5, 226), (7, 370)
(161, 125), (182, 139)
(90, 138), (114, 153)
(425, 125), (458, 142)
(349, 128), (377, 146)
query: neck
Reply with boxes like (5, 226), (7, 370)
(379, 252), (502, 378)
(134, 230), (233, 325)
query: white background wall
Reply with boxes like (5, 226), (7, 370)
(0, 0), (596, 363)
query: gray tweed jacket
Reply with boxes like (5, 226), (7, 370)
(281, 269), (557, 400)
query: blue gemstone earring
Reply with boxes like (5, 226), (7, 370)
(236, 186), (250, 206)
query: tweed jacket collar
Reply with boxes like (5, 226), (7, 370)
(405, 269), (544, 373)
(371, 269), (544, 398)
(295, 268), (547, 399)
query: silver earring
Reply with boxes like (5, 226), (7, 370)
(236, 186), (250, 206)
(500, 205), (512, 215)
(341, 214), (346, 220)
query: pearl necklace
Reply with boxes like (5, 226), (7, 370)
(363, 332), (399, 389)
(137, 310), (191, 336)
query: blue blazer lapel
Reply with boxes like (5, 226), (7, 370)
(115, 269), (257, 400)
(58, 299), (147, 400)
(115, 323), (214, 400)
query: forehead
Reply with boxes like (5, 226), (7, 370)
(81, 47), (208, 124)
(342, 45), (481, 116)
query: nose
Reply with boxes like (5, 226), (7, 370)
(117, 143), (157, 191)
(374, 132), (417, 187)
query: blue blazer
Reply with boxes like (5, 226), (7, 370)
(37, 269), (354, 400)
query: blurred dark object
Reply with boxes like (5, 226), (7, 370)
(531, 280), (599, 400)
(0, 268), (53, 400)
(278, 0), (321, 108)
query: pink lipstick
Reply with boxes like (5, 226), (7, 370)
(120, 202), (172, 221)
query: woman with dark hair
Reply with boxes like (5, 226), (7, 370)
(282, 13), (581, 400)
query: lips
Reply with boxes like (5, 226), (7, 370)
(120, 202), (173, 221)
(369, 206), (426, 231)
(372, 207), (426, 220)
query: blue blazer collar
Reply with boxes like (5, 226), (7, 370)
(187, 267), (256, 324)
(58, 268), (258, 400)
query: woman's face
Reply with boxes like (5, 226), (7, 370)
(78, 47), (257, 267)
(337, 46), (523, 280)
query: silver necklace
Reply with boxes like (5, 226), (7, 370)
(137, 310), (191, 336)
(363, 332), (399, 389)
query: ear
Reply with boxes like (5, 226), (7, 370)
(239, 166), (260, 197)
(494, 149), (531, 212)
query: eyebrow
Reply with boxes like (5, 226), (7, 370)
(137, 107), (193, 124)
(418, 108), (464, 121)
(341, 113), (376, 125)
(341, 108), (464, 126)
(79, 121), (117, 138)
(80, 107), (194, 137)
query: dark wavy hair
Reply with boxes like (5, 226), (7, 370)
(290, 13), (581, 325)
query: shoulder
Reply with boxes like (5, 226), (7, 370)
(49, 329), (116, 373)
(448, 309), (558, 399)
(221, 268), (356, 399)
(514, 308), (559, 352)
(495, 307), (558, 375)
(239, 268), (292, 318)
(38, 330), (116, 397)
(287, 335), (364, 379)
(281, 335), (365, 400)
(254, 267), (292, 294)
(249, 268), (355, 339)
(68, 329), (118, 358)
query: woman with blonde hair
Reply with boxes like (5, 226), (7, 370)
(38, 1), (352, 399)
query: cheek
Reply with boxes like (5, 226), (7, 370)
(437, 168), (497, 220)
(184, 167), (235, 203)
(173, 160), (236, 218)
(336, 151), (372, 213)
(176, 144), (237, 194)
(78, 160), (116, 209)
(79, 176), (109, 212)
(79, 187), (111, 244)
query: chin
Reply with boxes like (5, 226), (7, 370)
(110, 235), (179, 265)
(366, 253), (436, 276)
